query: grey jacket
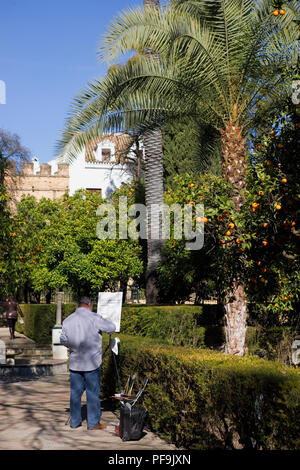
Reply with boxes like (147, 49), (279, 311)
(60, 307), (116, 371)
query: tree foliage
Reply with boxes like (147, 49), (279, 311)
(3, 190), (143, 299)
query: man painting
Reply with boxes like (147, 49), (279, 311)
(60, 297), (115, 430)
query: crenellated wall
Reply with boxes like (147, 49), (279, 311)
(5, 161), (70, 206)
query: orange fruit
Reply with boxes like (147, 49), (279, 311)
(279, 9), (285, 15)
(228, 222), (235, 229)
(189, 183), (195, 188)
(19, 255), (23, 260)
(263, 222), (268, 228)
(262, 240), (268, 246)
(257, 261), (262, 266)
(236, 238), (240, 244)
(270, 130), (275, 135)
(275, 204), (282, 210)
(291, 222), (296, 226)
(258, 190), (264, 196)
(252, 202), (259, 208)
(11, 233), (16, 238)
(239, 247), (244, 252)
(257, 144), (262, 149)
(226, 231), (231, 236)
(32, 260), (36, 264)
(189, 201), (194, 206)
(217, 215), (223, 221)
(273, 10), (279, 16)
(262, 267), (267, 273)
(281, 178), (287, 183)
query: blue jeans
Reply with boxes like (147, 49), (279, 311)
(69, 367), (101, 429)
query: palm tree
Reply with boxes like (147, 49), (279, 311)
(57, 0), (299, 354)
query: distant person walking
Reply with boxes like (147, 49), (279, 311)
(3, 296), (24, 340)
(60, 297), (116, 430)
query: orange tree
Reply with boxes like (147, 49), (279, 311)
(158, 111), (299, 328)
(6, 190), (143, 300)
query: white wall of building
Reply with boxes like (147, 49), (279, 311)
(44, 144), (136, 198)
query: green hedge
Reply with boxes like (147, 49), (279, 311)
(16, 303), (222, 347)
(120, 304), (223, 348)
(16, 303), (298, 358)
(16, 303), (76, 345)
(102, 334), (300, 450)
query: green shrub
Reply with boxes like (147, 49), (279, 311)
(16, 303), (77, 345)
(121, 304), (223, 348)
(102, 334), (300, 450)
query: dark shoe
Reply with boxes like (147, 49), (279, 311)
(88, 423), (107, 430)
(70, 423), (82, 429)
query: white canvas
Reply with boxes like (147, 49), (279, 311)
(97, 291), (123, 332)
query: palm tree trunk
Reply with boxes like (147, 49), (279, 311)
(143, 0), (164, 304)
(144, 130), (165, 303)
(220, 122), (248, 356)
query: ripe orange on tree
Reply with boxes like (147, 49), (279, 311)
(273, 10), (279, 16)
(263, 222), (268, 228)
(281, 178), (287, 183)
(279, 9), (285, 15)
(228, 222), (235, 229)
(226, 230), (231, 236)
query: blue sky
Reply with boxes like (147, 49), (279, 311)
(0, 0), (143, 163)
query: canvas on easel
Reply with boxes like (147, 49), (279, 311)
(97, 291), (123, 332)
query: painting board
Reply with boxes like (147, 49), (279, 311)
(97, 291), (123, 332)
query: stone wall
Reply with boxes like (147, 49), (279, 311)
(5, 161), (70, 207)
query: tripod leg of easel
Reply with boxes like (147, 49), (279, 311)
(112, 350), (122, 393)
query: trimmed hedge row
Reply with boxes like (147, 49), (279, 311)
(16, 303), (76, 345)
(101, 334), (300, 450)
(16, 303), (222, 346)
(16, 303), (297, 358)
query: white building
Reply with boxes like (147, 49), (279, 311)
(37, 134), (142, 198)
